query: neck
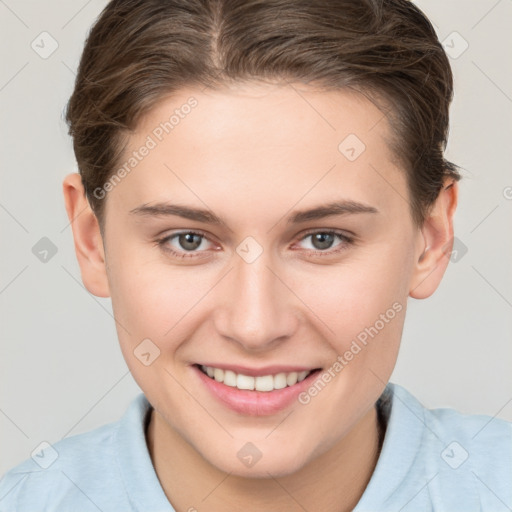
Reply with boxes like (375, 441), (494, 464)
(146, 404), (383, 512)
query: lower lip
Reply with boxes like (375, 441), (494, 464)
(193, 365), (322, 416)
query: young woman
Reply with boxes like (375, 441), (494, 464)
(1, 0), (510, 510)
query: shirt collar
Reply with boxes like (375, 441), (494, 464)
(115, 393), (175, 512)
(353, 381), (427, 510)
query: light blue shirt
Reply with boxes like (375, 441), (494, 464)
(1, 382), (511, 511)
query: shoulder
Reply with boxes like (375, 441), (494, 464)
(391, 383), (512, 509)
(0, 394), (154, 511)
(0, 421), (125, 511)
(356, 382), (512, 511)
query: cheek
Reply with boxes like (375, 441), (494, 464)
(107, 252), (217, 352)
(296, 244), (410, 363)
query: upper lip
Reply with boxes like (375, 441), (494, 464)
(195, 363), (321, 377)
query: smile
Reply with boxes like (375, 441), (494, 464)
(199, 365), (313, 392)
(193, 364), (323, 415)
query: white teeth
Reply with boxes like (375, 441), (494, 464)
(255, 375), (274, 392)
(223, 370), (237, 387)
(236, 374), (255, 390)
(200, 365), (314, 392)
(273, 373), (288, 390)
(286, 372), (298, 386)
(298, 370), (309, 382)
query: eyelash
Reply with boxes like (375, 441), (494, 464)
(155, 229), (355, 260)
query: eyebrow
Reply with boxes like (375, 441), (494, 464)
(129, 200), (379, 225)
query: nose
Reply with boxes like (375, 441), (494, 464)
(213, 246), (298, 352)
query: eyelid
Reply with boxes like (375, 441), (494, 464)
(292, 229), (355, 253)
(298, 227), (356, 240)
(156, 228), (355, 258)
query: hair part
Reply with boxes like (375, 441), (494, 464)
(65, 0), (461, 230)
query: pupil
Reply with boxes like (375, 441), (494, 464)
(313, 233), (333, 250)
(180, 233), (201, 250)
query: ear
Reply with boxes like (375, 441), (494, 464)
(409, 178), (459, 299)
(62, 173), (110, 298)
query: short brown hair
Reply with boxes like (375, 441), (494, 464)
(65, 0), (461, 229)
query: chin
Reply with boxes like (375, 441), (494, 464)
(205, 445), (311, 479)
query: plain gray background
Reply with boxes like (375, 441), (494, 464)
(1, 0), (511, 476)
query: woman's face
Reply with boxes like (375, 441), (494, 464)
(97, 82), (429, 477)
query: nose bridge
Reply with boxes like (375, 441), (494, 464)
(215, 245), (296, 350)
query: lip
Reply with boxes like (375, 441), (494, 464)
(192, 364), (322, 416)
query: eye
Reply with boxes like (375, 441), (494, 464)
(157, 230), (214, 259)
(156, 229), (354, 260)
(295, 230), (354, 255)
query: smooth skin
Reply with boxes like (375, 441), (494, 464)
(63, 82), (458, 511)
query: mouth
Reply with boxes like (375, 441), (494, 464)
(192, 363), (323, 416)
(197, 364), (319, 392)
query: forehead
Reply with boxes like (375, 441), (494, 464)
(107, 82), (407, 225)
(138, 82), (393, 151)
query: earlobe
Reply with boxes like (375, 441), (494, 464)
(409, 179), (459, 299)
(62, 173), (110, 298)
